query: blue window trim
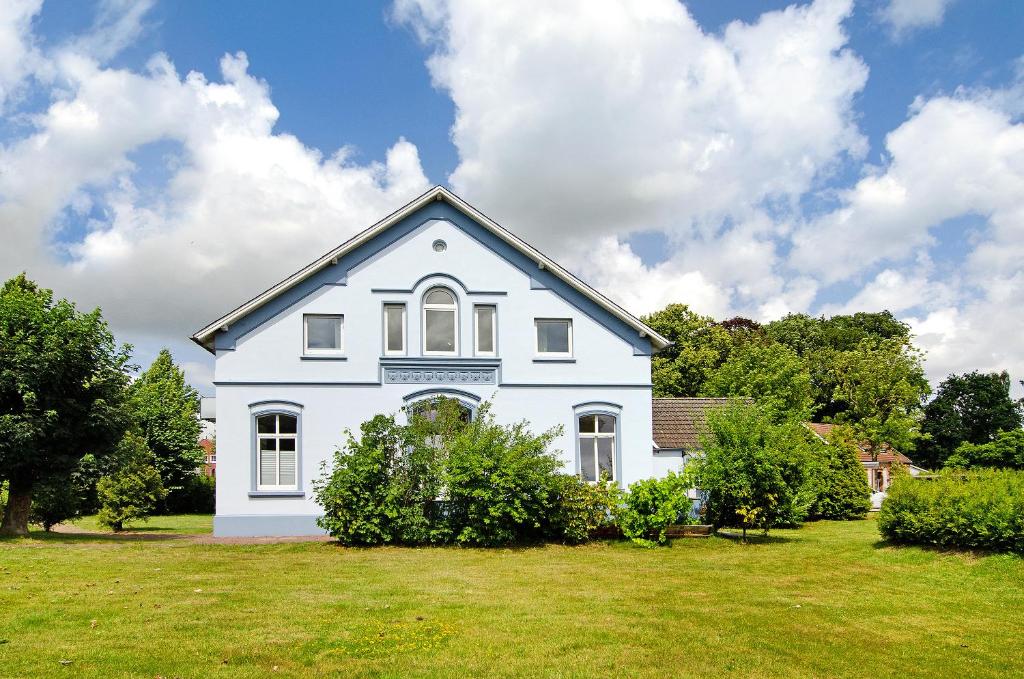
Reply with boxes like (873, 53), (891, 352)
(573, 403), (623, 485)
(249, 401), (304, 495)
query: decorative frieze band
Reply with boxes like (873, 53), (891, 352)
(383, 368), (497, 385)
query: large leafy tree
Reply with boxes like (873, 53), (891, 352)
(0, 274), (132, 536)
(693, 402), (811, 539)
(701, 340), (814, 423)
(917, 371), (1023, 470)
(830, 338), (930, 459)
(642, 304), (732, 397)
(127, 349), (204, 501)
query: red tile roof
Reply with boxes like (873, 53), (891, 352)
(804, 423), (912, 464)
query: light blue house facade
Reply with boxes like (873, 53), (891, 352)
(192, 187), (671, 537)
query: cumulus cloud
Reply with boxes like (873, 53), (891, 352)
(0, 0), (42, 110)
(879, 0), (957, 37)
(394, 0), (867, 316)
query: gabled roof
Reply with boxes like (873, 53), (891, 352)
(804, 423), (913, 465)
(652, 397), (735, 450)
(191, 186), (671, 353)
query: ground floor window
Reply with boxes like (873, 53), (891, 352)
(578, 413), (615, 482)
(257, 412), (298, 490)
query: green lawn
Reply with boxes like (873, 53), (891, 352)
(1, 518), (1022, 678)
(68, 513), (213, 535)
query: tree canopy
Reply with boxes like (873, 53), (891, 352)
(917, 371), (1023, 470)
(127, 348), (204, 501)
(0, 274), (132, 535)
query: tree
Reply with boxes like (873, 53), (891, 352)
(642, 304), (732, 397)
(0, 274), (132, 536)
(29, 463), (93, 531)
(127, 349), (204, 505)
(96, 432), (166, 531)
(701, 341), (814, 423)
(692, 402), (810, 539)
(829, 338), (930, 460)
(765, 311), (917, 421)
(945, 429), (1024, 470)
(917, 371), (1023, 470)
(804, 426), (871, 520)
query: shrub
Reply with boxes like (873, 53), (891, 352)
(30, 467), (92, 531)
(548, 474), (622, 544)
(805, 428), (871, 520)
(96, 432), (167, 531)
(314, 414), (416, 546)
(878, 468), (1024, 553)
(692, 402), (810, 537)
(617, 472), (693, 547)
(164, 473), (215, 514)
(945, 429), (1024, 470)
(439, 404), (563, 546)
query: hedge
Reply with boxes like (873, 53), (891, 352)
(878, 468), (1024, 553)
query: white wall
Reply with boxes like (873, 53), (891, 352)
(212, 219), (655, 536)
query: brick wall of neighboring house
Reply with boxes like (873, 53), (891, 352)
(200, 438), (216, 477)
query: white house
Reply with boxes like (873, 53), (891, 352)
(192, 186), (671, 537)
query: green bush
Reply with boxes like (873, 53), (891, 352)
(30, 467), (92, 531)
(805, 428), (871, 520)
(617, 472), (693, 547)
(164, 473), (215, 514)
(692, 402), (811, 536)
(96, 432), (167, 531)
(878, 468), (1024, 553)
(548, 474), (622, 544)
(945, 429), (1024, 470)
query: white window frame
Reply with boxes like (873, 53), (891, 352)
(578, 414), (616, 483)
(303, 314), (344, 355)
(422, 287), (458, 356)
(474, 305), (497, 357)
(256, 413), (299, 491)
(534, 318), (573, 357)
(383, 303), (407, 356)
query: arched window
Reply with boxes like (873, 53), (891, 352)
(578, 414), (616, 482)
(256, 412), (298, 490)
(423, 287), (458, 355)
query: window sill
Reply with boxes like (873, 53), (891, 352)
(300, 354), (347, 361)
(248, 491), (305, 498)
(533, 357), (576, 363)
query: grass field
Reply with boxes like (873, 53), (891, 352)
(1, 517), (1022, 678)
(67, 513), (214, 535)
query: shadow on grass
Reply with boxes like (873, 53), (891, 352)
(870, 537), (1021, 559)
(0, 529), (187, 544)
(712, 530), (796, 545)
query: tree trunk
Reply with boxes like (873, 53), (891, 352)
(0, 478), (32, 536)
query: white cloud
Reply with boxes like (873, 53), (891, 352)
(879, 0), (956, 37)
(0, 12), (430, 352)
(0, 0), (42, 110)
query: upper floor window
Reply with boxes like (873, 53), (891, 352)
(304, 314), (343, 354)
(256, 413), (298, 490)
(474, 305), (496, 356)
(535, 318), (572, 356)
(578, 414), (615, 482)
(384, 304), (406, 355)
(423, 287), (457, 355)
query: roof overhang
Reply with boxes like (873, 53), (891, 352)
(190, 186), (672, 353)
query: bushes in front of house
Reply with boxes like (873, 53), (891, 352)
(878, 468), (1024, 553)
(315, 398), (698, 547)
(804, 427), (872, 521)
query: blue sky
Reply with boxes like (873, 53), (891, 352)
(1, 0), (1022, 394)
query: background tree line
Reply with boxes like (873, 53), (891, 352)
(0, 274), (210, 536)
(643, 304), (1023, 468)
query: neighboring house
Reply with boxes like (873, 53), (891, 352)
(805, 422), (926, 509)
(200, 438), (216, 477)
(191, 186), (671, 537)
(651, 397), (734, 470)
